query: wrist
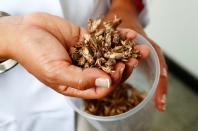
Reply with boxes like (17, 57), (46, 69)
(0, 21), (12, 59)
(106, 9), (146, 36)
(0, 12), (18, 73)
(0, 13), (23, 60)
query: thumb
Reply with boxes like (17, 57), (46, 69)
(53, 62), (111, 90)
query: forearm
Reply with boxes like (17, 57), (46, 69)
(105, 0), (147, 36)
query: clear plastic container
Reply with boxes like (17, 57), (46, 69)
(66, 34), (160, 131)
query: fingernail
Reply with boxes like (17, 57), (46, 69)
(162, 103), (166, 111)
(95, 78), (110, 88)
(161, 94), (166, 104)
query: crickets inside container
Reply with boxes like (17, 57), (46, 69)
(69, 16), (146, 116)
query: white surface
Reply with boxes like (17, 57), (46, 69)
(145, 0), (198, 78)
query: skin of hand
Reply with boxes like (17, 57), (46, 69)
(106, 0), (168, 111)
(0, 12), (149, 99)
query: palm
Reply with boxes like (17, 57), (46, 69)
(11, 13), (149, 99)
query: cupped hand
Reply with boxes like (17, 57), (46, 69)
(1, 12), (149, 99)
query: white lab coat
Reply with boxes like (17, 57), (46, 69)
(0, 0), (148, 131)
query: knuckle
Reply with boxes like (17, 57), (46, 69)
(76, 77), (86, 90)
(73, 26), (81, 40)
(111, 71), (121, 83)
(70, 26), (81, 44)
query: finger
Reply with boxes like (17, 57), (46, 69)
(117, 28), (150, 59)
(60, 63), (125, 99)
(121, 58), (138, 82)
(154, 68), (168, 112)
(110, 62), (125, 83)
(49, 62), (112, 90)
(134, 45), (150, 59)
(112, 44), (149, 83)
(117, 28), (137, 40)
(119, 44), (149, 82)
(149, 39), (168, 111)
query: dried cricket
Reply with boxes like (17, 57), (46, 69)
(69, 16), (141, 73)
(84, 83), (146, 116)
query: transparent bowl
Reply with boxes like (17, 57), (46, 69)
(66, 34), (160, 131)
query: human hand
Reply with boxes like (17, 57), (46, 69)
(147, 39), (168, 112)
(0, 12), (149, 99)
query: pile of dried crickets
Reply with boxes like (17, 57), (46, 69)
(69, 16), (140, 73)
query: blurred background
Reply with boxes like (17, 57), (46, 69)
(145, 0), (198, 130)
(77, 1), (198, 130)
(146, 0), (198, 79)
